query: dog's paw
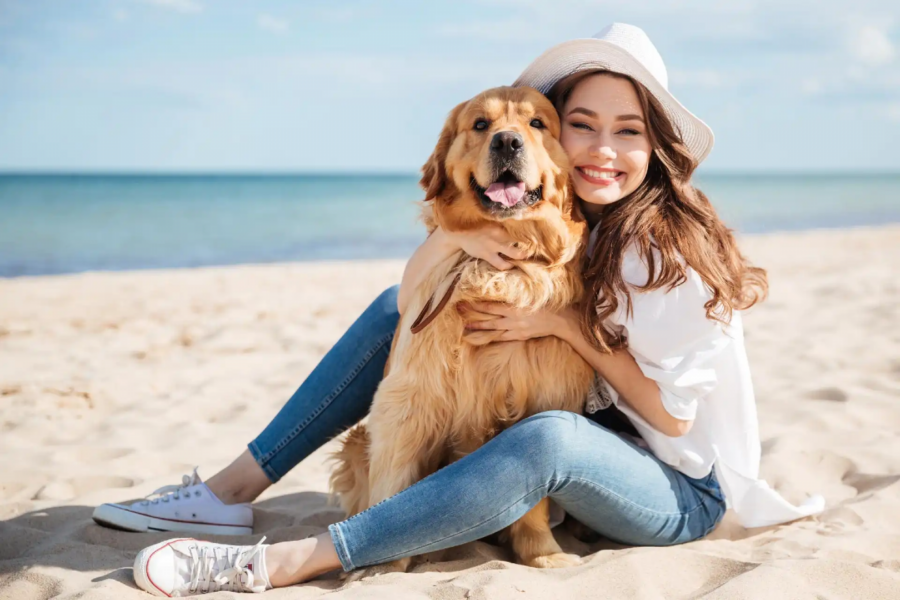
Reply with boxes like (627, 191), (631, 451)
(525, 552), (583, 569)
(340, 557), (412, 583)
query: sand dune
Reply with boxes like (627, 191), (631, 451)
(1, 226), (899, 599)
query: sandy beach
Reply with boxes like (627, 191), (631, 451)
(1, 225), (898, 599)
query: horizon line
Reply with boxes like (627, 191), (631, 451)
(1, 169), (899, 177)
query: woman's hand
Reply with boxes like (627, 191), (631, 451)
(398, 226), (528, 315)
(445, 226), (528, 271)
(459, 303), (578, 342)
(460, 300), (694, 437)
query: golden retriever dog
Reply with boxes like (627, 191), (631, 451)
(329, 86), (595, 573)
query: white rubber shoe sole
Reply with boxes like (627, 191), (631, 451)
(93, 503), (253, 536)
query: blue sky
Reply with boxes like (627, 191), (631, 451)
(0, 0), (898, 172)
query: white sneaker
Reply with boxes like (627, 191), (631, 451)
(93, 468), (253, 536)
(133, 536), (272, 596)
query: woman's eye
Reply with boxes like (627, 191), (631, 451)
(570, 121), (592, 131)
(618, 128), (640, 136)
(530, 118), (544, 129)
(474, 119), (489, 131)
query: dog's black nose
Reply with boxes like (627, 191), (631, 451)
(490, 131), (524, 159)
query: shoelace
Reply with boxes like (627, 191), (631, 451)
(141, 467), (201, 505)
(188, 537), (268, 594)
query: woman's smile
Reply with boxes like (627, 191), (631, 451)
(575, 165), (626, 186)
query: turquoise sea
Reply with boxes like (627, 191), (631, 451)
(0, 173), (898, 278)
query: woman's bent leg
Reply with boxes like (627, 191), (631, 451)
(247, 285), (400, 483)
(327, 410), (726, 571)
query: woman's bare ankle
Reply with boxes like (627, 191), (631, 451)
(205, 481), (253, 505)
(266, 534), (342, 586)
(205, 450), (273, 505)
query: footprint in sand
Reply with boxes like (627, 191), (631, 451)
(52, 446), (134, 464)
(889, 362), (900, 379)
(69, 476), (135, 497)
(749, 537), (818, 561)
(0, 481), (31, 501)
(0, 384), (21, 396)
(760, 437), (781, 456)
(33, 476), (135, 501)
(804, 386), (848, 402)
(842, 471), (900, 497)
(817, 506), (864, 529)
(870, 559), (900, 572)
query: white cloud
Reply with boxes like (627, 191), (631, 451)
(849, 24), (895, 65)
(887, 103), (900, 121)
(257, 14), (289, 34)
(800, 77), (823, 95)
(143, 0), (203, 14)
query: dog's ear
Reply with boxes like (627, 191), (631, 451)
(420, 101), (467, 200)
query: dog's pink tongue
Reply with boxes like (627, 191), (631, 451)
(484, 182), (526, 207)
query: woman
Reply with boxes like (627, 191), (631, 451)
(109, 23), (824, 596)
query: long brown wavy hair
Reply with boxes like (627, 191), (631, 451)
(547, 69), (768, 352)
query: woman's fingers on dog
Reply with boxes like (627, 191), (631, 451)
(469, 302), (515, 316)
(486, 253), (514, 271)
(488, 235), (527, 262)
(464, 317), (505, 331)
(485, 229), (527, 260)
(458, 305), (498, 321)
(497, 329), (528, 342)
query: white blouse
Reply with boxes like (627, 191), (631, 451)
(581, 226), (825, 529)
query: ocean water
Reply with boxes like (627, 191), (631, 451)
(0, 173), (898, 278)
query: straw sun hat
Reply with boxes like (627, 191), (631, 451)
(514, 22), (715, 163)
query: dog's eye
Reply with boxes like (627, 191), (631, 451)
(473, 119), (489, 131)
(530, 118), (544, 129)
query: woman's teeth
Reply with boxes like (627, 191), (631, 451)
(581, 168), (620, 178)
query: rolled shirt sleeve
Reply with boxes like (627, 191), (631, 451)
(614, 252), (734, 422)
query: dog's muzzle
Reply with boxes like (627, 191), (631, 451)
(472, 131), (542, 216)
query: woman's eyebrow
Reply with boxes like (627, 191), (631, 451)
(565, 108), (644, 123)
(565, 107), (597, 118)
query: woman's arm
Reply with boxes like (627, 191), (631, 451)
(460, 304), (693, 437)
(397, 226), (527, 315)
(397, 228), (459, 316)
(554, 310), (693, 437)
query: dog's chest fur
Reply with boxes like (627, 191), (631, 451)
(394, 250), (594, 448)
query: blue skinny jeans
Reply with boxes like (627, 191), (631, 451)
(248, 286), (726, 571)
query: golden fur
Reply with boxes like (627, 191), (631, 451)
(329, 86), (595, 572)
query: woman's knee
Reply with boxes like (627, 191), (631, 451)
(363, 285), (401, 335)
(507, 410), (587, 463)
(374, 285), (400, 317)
